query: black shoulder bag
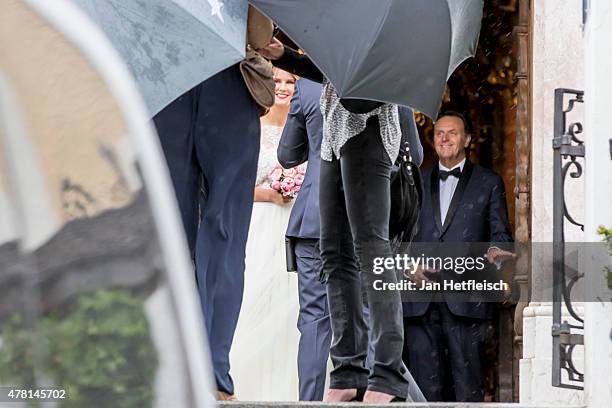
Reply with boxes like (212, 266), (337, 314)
(389, 139), (422, 251)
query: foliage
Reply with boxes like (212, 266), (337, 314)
(0, 290), (158, 408)
(597, 225), (612, 243)
(0, 314), (38, 388)
(598, 225), (612, 290)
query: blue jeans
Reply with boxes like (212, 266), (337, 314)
(320, 118), (410, 398)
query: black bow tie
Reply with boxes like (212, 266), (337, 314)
(439, 167), (461, 181)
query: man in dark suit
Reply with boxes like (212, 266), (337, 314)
(153, 65), (260, 401)
(402, 111), (514, 402)
(277, 78), (330, 401)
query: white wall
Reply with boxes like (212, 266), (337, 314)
(531, 0), (584, 244)
(583, 1), (612, 406)
(522, 0), (585, 405)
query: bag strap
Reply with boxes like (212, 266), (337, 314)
(399, 140), (415, 183)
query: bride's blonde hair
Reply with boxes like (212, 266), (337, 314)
(273, 67), (299, 81)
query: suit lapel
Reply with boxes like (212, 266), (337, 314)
(441, 160), (474, 234)
(430, 166), (443, 233)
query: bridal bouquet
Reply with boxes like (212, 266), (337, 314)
(268, 163), (307, 198)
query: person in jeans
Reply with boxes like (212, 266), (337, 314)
(260, 38), (417, 403)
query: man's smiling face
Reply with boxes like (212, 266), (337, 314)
(433, 115), (471, 166)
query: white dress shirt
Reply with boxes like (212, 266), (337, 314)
(438, 158), (466, 224)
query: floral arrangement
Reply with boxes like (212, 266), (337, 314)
(268, 163), (307, 198)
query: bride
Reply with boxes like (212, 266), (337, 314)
(230, 68), (302, 401)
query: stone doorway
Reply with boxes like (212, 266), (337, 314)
(415, 0), (530, 401)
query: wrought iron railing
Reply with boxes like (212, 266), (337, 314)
(551, 88), (585, 390)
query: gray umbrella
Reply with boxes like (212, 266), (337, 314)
(250, 0), (483, 118)
(72, 0), (248, 116)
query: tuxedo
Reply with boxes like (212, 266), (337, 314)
(403, 159), (512, 402)
(404, 160), (513, 319)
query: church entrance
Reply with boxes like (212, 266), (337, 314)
(414, 0), (529, 401)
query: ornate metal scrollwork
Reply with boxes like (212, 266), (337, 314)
(551, 88), (585, 390)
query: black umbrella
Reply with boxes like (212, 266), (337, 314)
(250, 0), (483, 118)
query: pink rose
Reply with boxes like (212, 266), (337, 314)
(294, 174), (305, 186)
(284, 168), (298, 177)
(271, 180), (281, 191)
(281, 178), (296, 192)
(269, 168), (283, 181)
(297, 163), (307, 175)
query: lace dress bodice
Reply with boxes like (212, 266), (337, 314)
(256, 125), (284, 188)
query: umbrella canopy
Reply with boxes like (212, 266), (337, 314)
(72, 0), (248, 116)
(250, 0), (483, 118)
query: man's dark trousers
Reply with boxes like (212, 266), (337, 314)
(403, 302), (489, 401)
(294, 239), (331, 401)
(153, 63), (260, 395)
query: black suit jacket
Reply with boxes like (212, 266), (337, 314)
(403, 160), (513, 319)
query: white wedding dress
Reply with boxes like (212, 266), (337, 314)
(230, 124), (300, 401)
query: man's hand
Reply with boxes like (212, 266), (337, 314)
(405, 266), (438, 287)
(485, 247), (516, 267)
(257, 37), (285, 60)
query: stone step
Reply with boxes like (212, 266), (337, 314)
(218, 402), (581, 408)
